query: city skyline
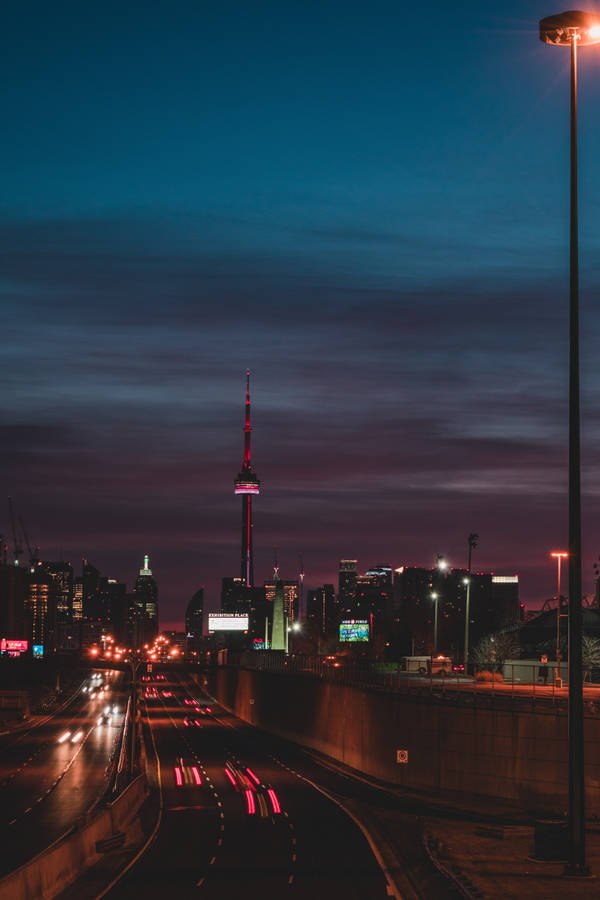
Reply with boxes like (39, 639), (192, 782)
(4, 2), (600, 627)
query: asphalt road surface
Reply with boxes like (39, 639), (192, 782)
(0, 669), (126, 876)
(105, 670), (392, 900)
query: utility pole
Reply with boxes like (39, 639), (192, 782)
(463, 533), (479, 669)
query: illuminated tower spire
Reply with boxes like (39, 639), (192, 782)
(234, 370), (260, 587)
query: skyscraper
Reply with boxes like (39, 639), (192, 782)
(338, 560), (358, 610)
(234, 371), (260, 587)
(42, 561), (73, 624)
(27, 570), (53, 651)
(265, 580), (298, 622)
(133, 554), (158, 646)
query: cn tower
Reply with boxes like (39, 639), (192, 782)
(234, 370), (260, 587)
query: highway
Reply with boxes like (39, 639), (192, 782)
(0, 669), (126, 876)
(104, 670), (398, 899)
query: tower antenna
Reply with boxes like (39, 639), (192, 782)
(234, 371), (260, 587)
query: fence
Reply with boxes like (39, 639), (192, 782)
(217, 651), (600, 714)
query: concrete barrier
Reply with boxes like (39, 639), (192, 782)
(208, 666), (600, 816)
(0, 775), (147, 900)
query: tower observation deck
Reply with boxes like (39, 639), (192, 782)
(234, 371), (260, 587)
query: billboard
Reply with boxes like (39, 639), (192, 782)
(339, 620), (369, 642)
(33, 645), (44, 659)
(0, 639), (29, 656)
(208, 614), (249, 633)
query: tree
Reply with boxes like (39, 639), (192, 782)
(471, 632), (518, 671)
(582, 635), (600, 682)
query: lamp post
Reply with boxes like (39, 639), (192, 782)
(432, 554), (447, 657)
(463, 578), (470, 668)
(431, 592), (439, 655)
(539, 9), (600, 876)
(464, 533), (479, 669)
(551, 551), (568, 684)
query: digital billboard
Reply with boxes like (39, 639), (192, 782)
(33, 645), (44, 658)
(0, 639), (29, 656)
(208, 614), (249, 633)
(339, 620), (369, 642)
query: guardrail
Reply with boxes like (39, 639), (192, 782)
(220, 652), (600, 714)
(0, 774), (147, 900)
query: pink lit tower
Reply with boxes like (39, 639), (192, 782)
(234, 370), (260, 587)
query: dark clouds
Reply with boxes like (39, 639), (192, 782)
(3, 2), (600, 625)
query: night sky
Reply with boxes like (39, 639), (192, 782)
(3, 1), (600, 628)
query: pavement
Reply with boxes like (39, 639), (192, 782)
(425, 817), (600, 900)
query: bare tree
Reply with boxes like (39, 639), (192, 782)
(471, 632), (518, 671)
(582, 635), (600, 682)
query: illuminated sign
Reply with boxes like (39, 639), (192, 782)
(208, 614), (249, 633)
(492, 576), (519, 584)
(0, 639), (29, 655)
(339, 620), (369, 642)
(33, 645), (44, 658)
(253, 638), (270, 650)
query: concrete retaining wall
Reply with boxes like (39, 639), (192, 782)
(208, 666), (600, 816)
(0, 775), (147, 900)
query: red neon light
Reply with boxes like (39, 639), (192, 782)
(184, 718), (190, 727)
(225, 767), (237, 786)
(192, 767), (202, 785)
(174, 767), (182, 786)
(246, 789), (256, 814)
(267, 788), (281, 814)
(246, 767), (260, 786)
(194, 719), (201, 727)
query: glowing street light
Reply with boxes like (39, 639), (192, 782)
(539, 9), (600, 876)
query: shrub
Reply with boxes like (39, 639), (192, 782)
(475, 670), (504, 683)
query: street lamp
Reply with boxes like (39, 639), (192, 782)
(551, 551), (568, 685)
(433, 555), (448, 657)
(464, 533), (479, 669)
(463, 578), (471, 669)
(431, 592), (439, 655)
(539, 9), (600, 876)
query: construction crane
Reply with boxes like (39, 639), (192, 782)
(7, 497), (23, 567)
(298, 552), (305, 621)
(19, 516), (39, 568)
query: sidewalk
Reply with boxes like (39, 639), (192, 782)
(425, 817), (600, 899)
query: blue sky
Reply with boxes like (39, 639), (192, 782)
(3, 1), (600, 624)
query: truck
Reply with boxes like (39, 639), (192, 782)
(402, 655), (453, 676)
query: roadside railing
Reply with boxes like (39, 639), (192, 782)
(217, 652), (600, 714)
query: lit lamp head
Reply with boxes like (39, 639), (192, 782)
(539, 10), (600, 46)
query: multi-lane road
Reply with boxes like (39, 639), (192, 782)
(0, 669), (126, 876)
(102, 670), (399, 899)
